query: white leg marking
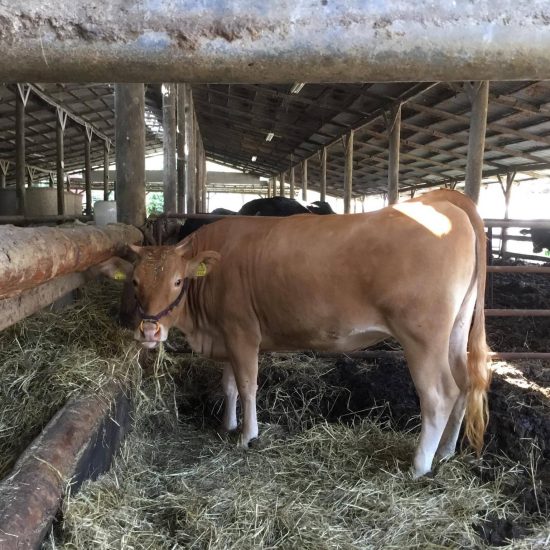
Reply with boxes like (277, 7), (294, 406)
(435, 393), (467, 462)
(221, 363), (239, 432)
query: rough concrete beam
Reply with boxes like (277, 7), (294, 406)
(1, 2), (550, 82)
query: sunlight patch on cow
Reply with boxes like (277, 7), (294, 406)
(392, 202), (452, 237)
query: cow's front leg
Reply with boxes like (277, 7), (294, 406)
(227, 339), (259, 447)
(221, 363), (239, 432)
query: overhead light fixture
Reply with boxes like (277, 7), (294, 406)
(251, 155), (257, 162)
(265, 132), (274, 142)
(290, 82), (305, 94)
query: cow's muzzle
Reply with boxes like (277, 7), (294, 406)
(139, 320), (163, 348)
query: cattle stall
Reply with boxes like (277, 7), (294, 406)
(1, 1), (550, 548)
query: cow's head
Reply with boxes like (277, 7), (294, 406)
(96, 241), (220, 348)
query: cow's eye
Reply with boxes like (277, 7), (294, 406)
(175, 279), (182, 287)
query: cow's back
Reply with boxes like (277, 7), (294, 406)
(189, 192), (477, 351)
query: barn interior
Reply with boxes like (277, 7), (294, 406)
(1, 2), (550, 549)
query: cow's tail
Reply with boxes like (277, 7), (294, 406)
(463, 200), (492, 456)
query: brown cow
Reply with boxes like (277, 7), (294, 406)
(99, 189), (490, 478)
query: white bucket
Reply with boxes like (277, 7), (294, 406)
(94, 200), (117, 225)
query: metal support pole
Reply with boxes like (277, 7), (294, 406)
(499, 171), (516, 257)
(289, 164), (295, 198)
(15, 85), (28, 216)
(162, 83), (177, 214)
(486, 226), (494, 307)
(84, 129), (92, 217)
(320, 146), (327, 202)
(186, 85), (196, 214)
(302, 159), (308, 202)
(115, 84), (146, 226)
(344, 130), (354, 214)
(279, 172), (285, 197)
(387, 104), (401, 205)
(465, 81), (489, 204)
(195, 125), (202, 212)
(103, 140), (110, 201)
(0, 161), (8, 189)
(56, 108), (67, 215)
(201, 142), (207, 211)
(176, 83), (186, 213)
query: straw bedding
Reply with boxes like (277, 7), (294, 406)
(0, 282), (548, 548)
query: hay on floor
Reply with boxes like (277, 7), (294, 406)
(0, 281), (547, 548)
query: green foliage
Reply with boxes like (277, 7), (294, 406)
(146, 192), (164, 216)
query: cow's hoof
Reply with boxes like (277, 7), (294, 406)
(410, 467), (435, 480)
(237, 434), (258, 449)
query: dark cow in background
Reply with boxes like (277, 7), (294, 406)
(237, 197), (309, 216)
(520, 228), (550, 254)
(177, 197), (335, 242)
(307, 200), (336, 215)
(177, 208), (236, 241)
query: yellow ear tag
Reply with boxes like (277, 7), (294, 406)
(113, 270), (126, 281)
(195, 262), (207, 277)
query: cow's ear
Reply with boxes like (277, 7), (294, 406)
(175, 238), (193, 257)
(185, 250), (221, 279)
(129, 244), (144, 256)
(88, 257), (134, 281)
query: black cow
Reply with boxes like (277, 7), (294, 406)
(520, 228), (550, 253)
(238, 196), (310, 216)
(177, 208), (236, 241)
(307, 200), (336, 215)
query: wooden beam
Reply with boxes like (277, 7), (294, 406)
(279, 171), (285, 197)
(289, 164), (295, 198)
(406, 99), (550, 148)
(0, 223), (141, 298)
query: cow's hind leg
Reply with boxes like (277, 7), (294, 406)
(226, 338), (259, 447)
(405, 342), (460, 478)
(221, 363), (239, 432)
(434, 301), (474, 462)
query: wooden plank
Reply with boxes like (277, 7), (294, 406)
(0, 383), (130, 550)
(0, 224), (142, 298)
